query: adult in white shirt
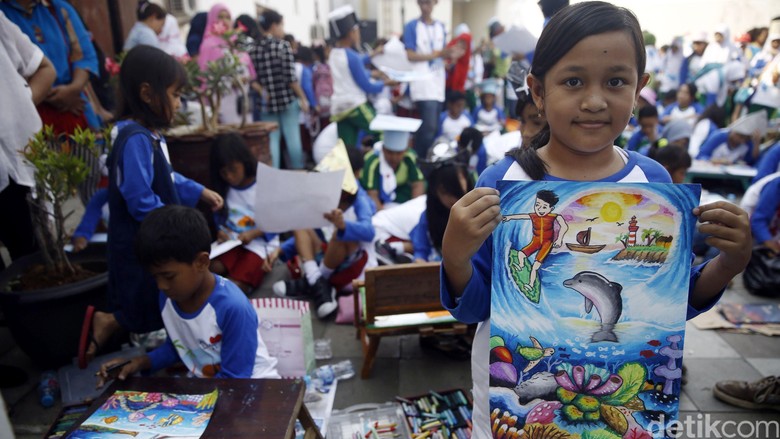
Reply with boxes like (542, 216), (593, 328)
(403, 0), (455, 158)
(0, 10), (56, 268)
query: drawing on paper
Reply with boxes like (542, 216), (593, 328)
(490, 181), (700, 438)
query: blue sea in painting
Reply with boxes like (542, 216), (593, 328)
(489, 181), (700, 437)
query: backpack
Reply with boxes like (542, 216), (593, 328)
(313, 62), (334, 116)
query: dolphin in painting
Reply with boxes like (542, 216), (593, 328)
(562, 271), (623, 343)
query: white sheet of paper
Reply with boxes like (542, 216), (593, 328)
(378, 66), (433, 82)
(492, 25), (538, 56)
(254, 163), (344, 233)
(371, 36), (414, 71)
(724, 165), (758, 178)
(209, 239), (242, 259)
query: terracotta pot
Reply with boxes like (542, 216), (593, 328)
(166, 122), (277, 188)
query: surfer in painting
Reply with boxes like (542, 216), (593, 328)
(503, 190), (569, 293)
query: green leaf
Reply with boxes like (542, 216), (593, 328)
(601, 362), (646, 406)
(582, 429), (621, 439)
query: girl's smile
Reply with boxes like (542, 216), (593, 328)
(531, 30), (647, 159)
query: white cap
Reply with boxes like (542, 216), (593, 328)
(369, 115), (422, 152)
(730, 110), (768, 136)
(328, 5), (360, 39)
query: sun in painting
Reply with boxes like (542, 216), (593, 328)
(600, 201), (623, 222)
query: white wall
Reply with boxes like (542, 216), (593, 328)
(377, 0), (453, 39)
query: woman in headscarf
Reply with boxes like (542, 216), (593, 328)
(198, 4), (256, 124)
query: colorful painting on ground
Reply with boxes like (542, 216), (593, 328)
(490, 181), (700, 439)
(68, 389), (218, 438)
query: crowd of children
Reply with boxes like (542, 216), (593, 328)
(2, 0), (778, 423)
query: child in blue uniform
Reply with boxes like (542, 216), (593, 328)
(97, 205), (279, 383)
(438, 3), (753, 436)
(80, 46), (223, 368)
(697, 110), (768, 165)
(209, 133), (280, 294)
(411, 163), (474, 263)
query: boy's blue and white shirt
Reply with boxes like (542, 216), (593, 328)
(439, 148), (721, 439)
(148, 274), (280, 379)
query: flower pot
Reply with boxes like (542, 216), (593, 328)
(0, 243), (108, 368)
(166, 121), (277, 188)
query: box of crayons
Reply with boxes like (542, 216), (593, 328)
(327, 402), (412, 439)
(43, 402), (91, 439)
(397, 389), (472, 439)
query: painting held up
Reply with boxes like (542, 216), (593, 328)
(490, 181), (700, 438)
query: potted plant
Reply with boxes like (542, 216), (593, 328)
(166, 21), (276, 187)
(0, 126), (110, 368)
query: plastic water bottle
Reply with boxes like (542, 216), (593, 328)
(38, 371), (60, 408)
(315, 360), (355, 385)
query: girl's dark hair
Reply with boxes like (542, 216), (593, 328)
(259, 9), (283, 32)
(458, 127), (483, 156)
(538, 0), (570, 18)
(680, 82), (697, 98)
(509, 1), (646, 180)
(137, 1), (165, 21)
(296, 46), (314, 64)
(312, 45), (327, 62)
(697, 104), (726, 128)
(117, 45), (187, 129)
(426, 164), (475, 251)
(515, 94), (536, 122)
(210, 133), (257, 216)
(649, 144), (691, 172)
(235, 14), (262, 41)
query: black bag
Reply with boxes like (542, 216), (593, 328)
(742, 246), (780, 297)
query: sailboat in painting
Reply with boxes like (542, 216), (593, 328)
(566, 227), (606, 254)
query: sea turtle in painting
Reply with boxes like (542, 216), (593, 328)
(516, 336), (556, 373)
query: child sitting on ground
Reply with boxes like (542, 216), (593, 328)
(626, 105), (660, 152)
(438, 91), (474, 142)
(471, 80), (505, 134)
(271, 146), (377, 319)
(97, 205), (279, 383)
(361, 115), (425, 210)
(697, 110), (768, 165)
(209, 133), (280, 294)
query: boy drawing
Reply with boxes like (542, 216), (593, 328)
(97, 205), (279, 384)
(503, 190), (568, 293)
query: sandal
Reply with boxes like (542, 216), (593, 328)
(77, 305), (99, 369)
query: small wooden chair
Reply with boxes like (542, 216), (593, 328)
(352, 262), (467, 378)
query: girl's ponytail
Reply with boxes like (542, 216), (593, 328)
(507, 124), (550, 181)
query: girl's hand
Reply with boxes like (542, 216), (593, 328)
(263, 248), (281, 272)
(237, 230), (258, 245)
(200, 189), (223, 211)
(442, 187), (502, 267)
(217, 230), (230, 243)
(324, 209), (346, 230)
(694, 201), (752, 272)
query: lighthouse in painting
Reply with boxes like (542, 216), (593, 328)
(627, 215), (639, 246)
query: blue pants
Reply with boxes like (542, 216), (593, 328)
(262, 100), (304, 169)
(413, 100), (442, 158)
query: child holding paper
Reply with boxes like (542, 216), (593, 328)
(209, 133), (280, 294)
(327, 5), (396, 148)
(271, 146), (377, 319)
(97, 205), (279, 383)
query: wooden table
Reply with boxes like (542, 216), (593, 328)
(685, 160), (757, 191)
(63, 376), (323, 439)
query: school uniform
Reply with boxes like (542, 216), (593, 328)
(696, 129), (756, 165)
(410, 212), (439, 262)
(440, 150), (723, 439)
(148, 274), (279, 379)
(438, 111), (473, 142)
(689, 119), (720, 159)
(472, 105), (506, 134)
(746, 175), (780, 245)
(626, 126), (661, 153)
(753, 142), (780, 183)
(328, 46), (383, 147)
(661, 103), (703, 126)
(73, 188), (108, 242)
(360, 150), (425, 206)
(107, 121), (204, 334)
